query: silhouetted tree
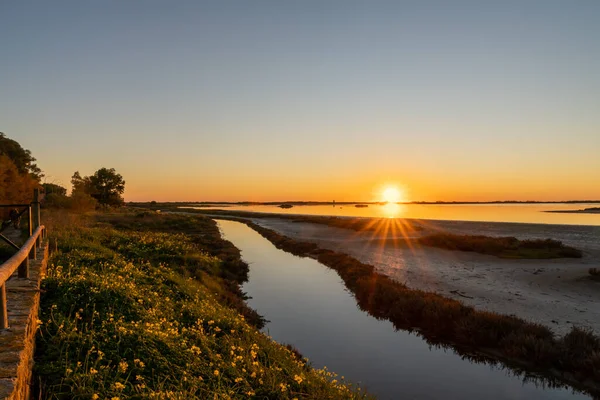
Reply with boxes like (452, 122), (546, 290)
(0, 132), (43, 180)
(71, 168), (125, 206)
(71, 171), (92, 195)
(89, 168), (125, 206)
(42, 183), (67, 196)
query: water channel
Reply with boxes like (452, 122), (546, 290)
(217, 220), (590, 400)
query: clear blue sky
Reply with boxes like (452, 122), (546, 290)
(1, 1), (599, 201)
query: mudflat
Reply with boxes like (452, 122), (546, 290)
(252, 218), (600, 336)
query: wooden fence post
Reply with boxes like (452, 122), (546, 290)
(28, 205), (32, 238)
(0, 284), (7, 329)
(18, 257), (29, 279)
(33, 189), (41, 230)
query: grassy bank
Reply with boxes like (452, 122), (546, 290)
(216, 216), (600, 397)
(158, 208), (583, 259)
(35, 211), (371, 399)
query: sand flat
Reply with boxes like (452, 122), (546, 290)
(251, 218), (600, 336)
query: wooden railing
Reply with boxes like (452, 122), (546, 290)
(0, 226), (46, 329)
(0, 189), (45, 329)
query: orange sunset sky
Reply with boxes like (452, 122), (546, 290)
(2, 2), (599, 202)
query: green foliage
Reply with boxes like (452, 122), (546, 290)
(89, 168), (125, 206)
(0, 132), (43, 179)
(36, 212), (370, 399)
(71, 168), (126, 206)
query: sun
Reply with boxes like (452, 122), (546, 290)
(382, 186), (403, 203)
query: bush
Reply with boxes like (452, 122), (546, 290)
(68, 192), (97, 212)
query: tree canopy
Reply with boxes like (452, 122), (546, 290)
(42, 183), (67, 197)
(72, 168), (125, 206)
(0, 132), (43, 180)
(0, 133), (41, 214)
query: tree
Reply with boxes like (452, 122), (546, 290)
(71, 171), (92, 195)
(0, 155), (37, 204)
(89, 168), (125, 205)
(42, 183), (69, 208)
(42, 183), (67, 196)
(71, 168), (125, 206)
(0, 132), (43, 180)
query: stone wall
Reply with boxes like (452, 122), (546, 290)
(0, 243), (48, 399)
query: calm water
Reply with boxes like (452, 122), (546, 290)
(191, 203), (600, 226)
(217, 220), (590, 400)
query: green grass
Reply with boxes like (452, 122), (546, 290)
(220, 217), (600, 397)
(35, 211), (371, 399)
(417, 233), (582, 258)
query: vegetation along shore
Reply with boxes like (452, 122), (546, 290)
(157, 207), (583, 260)
(35, 210), (372, 399)
(183, 213), (600, 398)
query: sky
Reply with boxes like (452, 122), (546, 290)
(1, 1), (599, 202)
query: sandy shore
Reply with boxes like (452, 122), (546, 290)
(250, 218), (600, 336)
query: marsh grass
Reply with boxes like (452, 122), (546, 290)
(417, 234), (582, 258)
(159, 208), (582, 259)
(36, 211), (371, 399)
(225, 217), (600, 397)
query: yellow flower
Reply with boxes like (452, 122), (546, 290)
(213, 369), (220, 376)
(90, 368), (98, 375)
(118, 360), (128, 373)
(92, 395), (99, 400)
(293, 375), (303, 384)
(113, 382), (125, 391)
(234, 377), (243, 383)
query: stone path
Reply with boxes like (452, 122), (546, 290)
(0, 228), (47, 399)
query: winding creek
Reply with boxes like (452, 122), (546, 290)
(217, 220), (590, 400)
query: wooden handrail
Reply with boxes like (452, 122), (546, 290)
(0, 225), (45, 328)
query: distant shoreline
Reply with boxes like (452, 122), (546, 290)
(545, 207), (600, 214)
(130, 200), (600, 206)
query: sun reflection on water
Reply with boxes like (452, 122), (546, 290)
(382, 203), (405, 218)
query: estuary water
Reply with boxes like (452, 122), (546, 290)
(189, 203), (600, 226)
(217, 220), (590, 400)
